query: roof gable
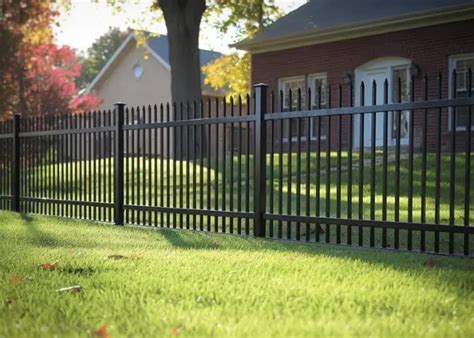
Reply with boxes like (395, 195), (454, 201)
(86, 32), (222, 94)
(146, 34), (222, 67)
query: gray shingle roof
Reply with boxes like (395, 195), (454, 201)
(145, 33), (222, 67)
(236, 0), (474, 47)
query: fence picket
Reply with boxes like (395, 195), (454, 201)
(1, 74), (473, 256)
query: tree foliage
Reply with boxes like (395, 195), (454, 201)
(25, 44), (102, 116)
(203, 0), (282, 98)
(76, 27), (128, 89)
(202, 53), (250, 99)
(0, 0), (99, 119)
(206, 0), (281, 37)
(0, 0), (57, 118)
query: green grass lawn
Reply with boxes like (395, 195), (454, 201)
(0, 149), (474, 254)
(0, 211), (473, 337)
(9, 151), (474, 225)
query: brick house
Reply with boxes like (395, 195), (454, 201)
(234, 0), (474, 149)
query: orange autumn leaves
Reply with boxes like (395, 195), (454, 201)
(8, 274), (25, 285)
(94, 324), (111, 338)
(40, 261), (59, 270)
(7, 261), (58, 284)
(7, 260), (111, 337)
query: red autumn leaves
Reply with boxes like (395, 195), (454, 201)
(40, 261), (59, 270)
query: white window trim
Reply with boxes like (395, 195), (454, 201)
(278, 75), (305, 109)
(277, 74), (330, 143)
(278, 75), (308, 143)
(307, 73), (328, 141)
(448, 53), (474, 132)
(390, 65), (412, 140)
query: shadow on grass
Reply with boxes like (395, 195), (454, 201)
(5, 211), (472, 278)
(155, 224), (473, 275)
(18, 212), (98, 249)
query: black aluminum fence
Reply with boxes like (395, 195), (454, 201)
(0, 71), (473, 257)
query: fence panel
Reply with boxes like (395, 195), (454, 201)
(121, 97), (255, 235)
(264, 71), (474, 256)
(0, 71), (473, 257)
(0, 119), (13, 210)
(13, 111), (116, 222)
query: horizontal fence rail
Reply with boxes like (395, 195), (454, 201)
(0, 70), (473, 257)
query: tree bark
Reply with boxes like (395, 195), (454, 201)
(160, 0), (206, 114)
(160, 0), (207, 159)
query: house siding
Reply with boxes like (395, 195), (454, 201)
(86, 41), (232, 158)
(251, 20), (474, 151)
(92, 42), (172, 110)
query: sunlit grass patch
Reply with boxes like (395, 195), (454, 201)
(0, 211), (473, 337)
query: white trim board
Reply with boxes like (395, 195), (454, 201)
(448, 53), (474, 131)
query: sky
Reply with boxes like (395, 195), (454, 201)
(53, 0), (307, 54)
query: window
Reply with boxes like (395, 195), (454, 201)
(450, 54), (474, 130)
(308, 73), (328, 139)
(391, 66), (411, 139)
(133, 64), (144, 79)
(278, 74), (329, 142)
(278, 76), (306, 142)
(279, 76), (306, 110)
(308, 73), (328, 107)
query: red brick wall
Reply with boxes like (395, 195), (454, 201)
(252, 20), (474, 151)
(252, 20), (474, 99)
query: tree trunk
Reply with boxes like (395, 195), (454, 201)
(160, 0), (206, 159)
(161, 0), (206, 112)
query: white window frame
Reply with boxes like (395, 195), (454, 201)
(278, 75), (306, 110)
(307, 73), (328, 140)
(449, 53), (474, 131)
(278, 76), (307, 142)
(390, 65), (412, 140)
(278, 74), (330, 143)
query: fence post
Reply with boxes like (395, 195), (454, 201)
(11, 114), (20, 212)
(254, 83), (268, 238)
(114, 102), (125, 225)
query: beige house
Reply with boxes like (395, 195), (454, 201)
(85, 31), (223, 109)
(79, 32), (227, 159)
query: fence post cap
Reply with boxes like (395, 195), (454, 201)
(253, 83), (269, 88)
(114, 102), (126, 107)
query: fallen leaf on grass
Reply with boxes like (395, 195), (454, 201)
(40, 262), (59, 270)
(57, 285), (82, 293)
(94, 324), (111, 338)
(8, 274), (24, 285)
(107, 255), (128, 260)
(170, 326), (182, 336)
